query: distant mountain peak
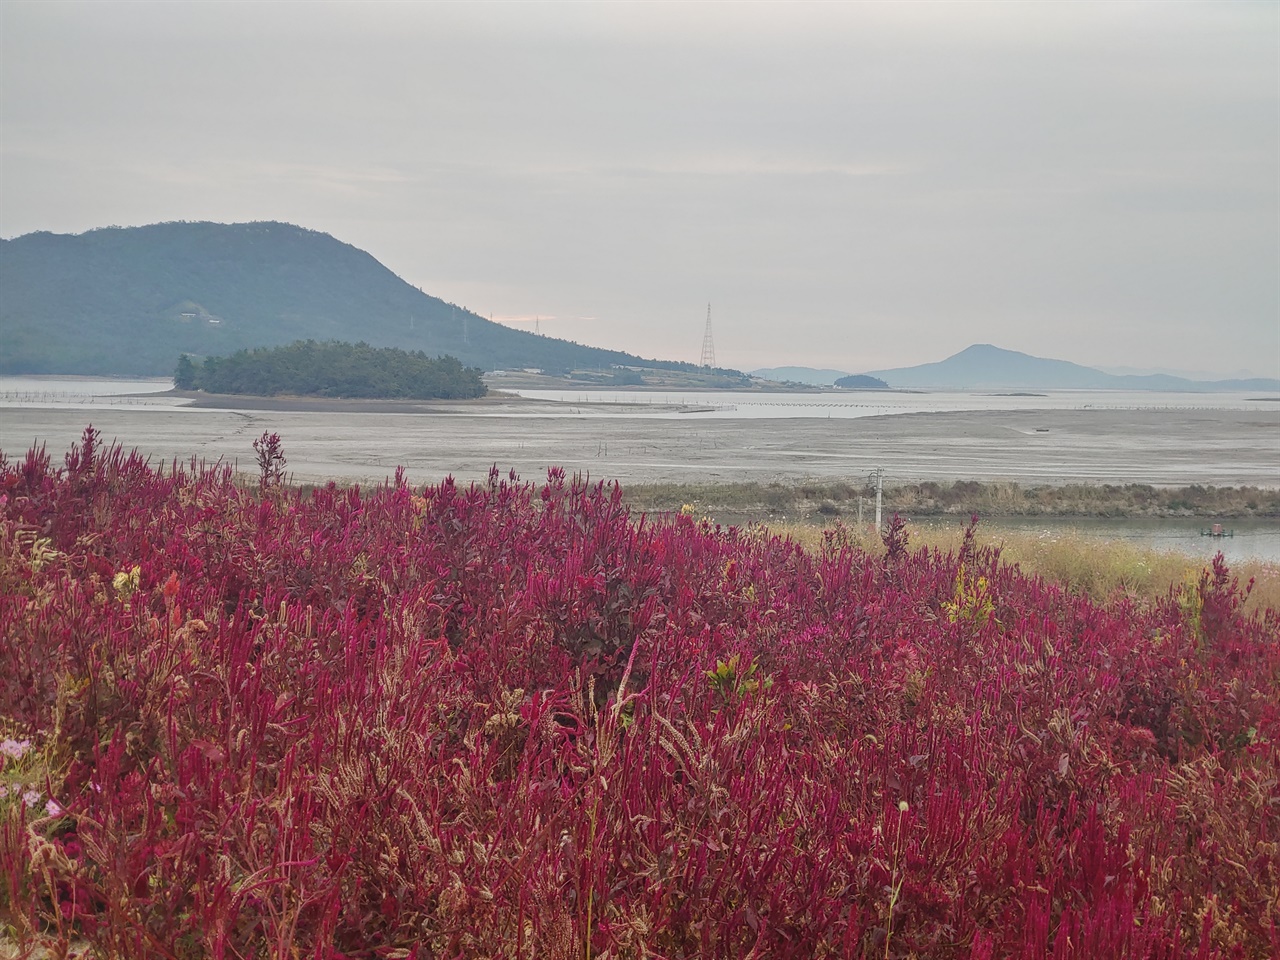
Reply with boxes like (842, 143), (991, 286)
(864, 344), (1278, 393)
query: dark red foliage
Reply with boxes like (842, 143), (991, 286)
(1, 430), (1277, 958)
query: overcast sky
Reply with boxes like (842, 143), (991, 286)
(2, 1), (1277, 377)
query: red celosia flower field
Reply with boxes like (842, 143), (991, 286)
(2, 428), (1278, 958)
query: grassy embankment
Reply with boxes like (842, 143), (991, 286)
(624, 479), (1280, 523)
(625, 480), (1280, 617)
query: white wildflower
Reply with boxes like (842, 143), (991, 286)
(0, 738), (31, 760)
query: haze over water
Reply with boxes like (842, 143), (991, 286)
(507, 389), (1277, 420)
(1, 378), (1275, 420)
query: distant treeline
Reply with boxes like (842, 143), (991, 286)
(834, 374), (889, 389)
(176, 340), (487, 399)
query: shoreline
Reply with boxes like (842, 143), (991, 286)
(169, 389), (696, 415)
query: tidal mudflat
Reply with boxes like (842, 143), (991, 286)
(1, 396), (1275, 489)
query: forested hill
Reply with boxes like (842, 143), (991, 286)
(177, 341), (487, 400)
(0, 221), (696, 377)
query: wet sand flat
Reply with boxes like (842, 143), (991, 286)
(1, 404), (1275, 488)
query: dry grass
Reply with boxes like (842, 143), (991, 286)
(772, 520), (1280, 617)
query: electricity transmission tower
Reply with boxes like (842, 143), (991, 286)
(699, 304), (716, 370)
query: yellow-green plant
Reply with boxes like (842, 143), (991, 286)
(707, 653), (770, 699)
(112, 564), (141, 602)
(943, 564), (996, 629)
(1176, 568), (1207, 645)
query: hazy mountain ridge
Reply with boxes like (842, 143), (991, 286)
(864, 344), (1279, 392)
(750, 366), (851, 386)
(0, 221), (709, 377)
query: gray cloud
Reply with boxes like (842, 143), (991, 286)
(2, 0), (1276, 376)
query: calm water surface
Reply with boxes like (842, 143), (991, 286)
(915, 516), (1280, 564)
(2, 378), (1276, 420)
(511, 388), (1279, 420)
(0, 377), (179, 410)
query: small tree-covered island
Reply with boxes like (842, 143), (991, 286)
(175, 340), (487, 400)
